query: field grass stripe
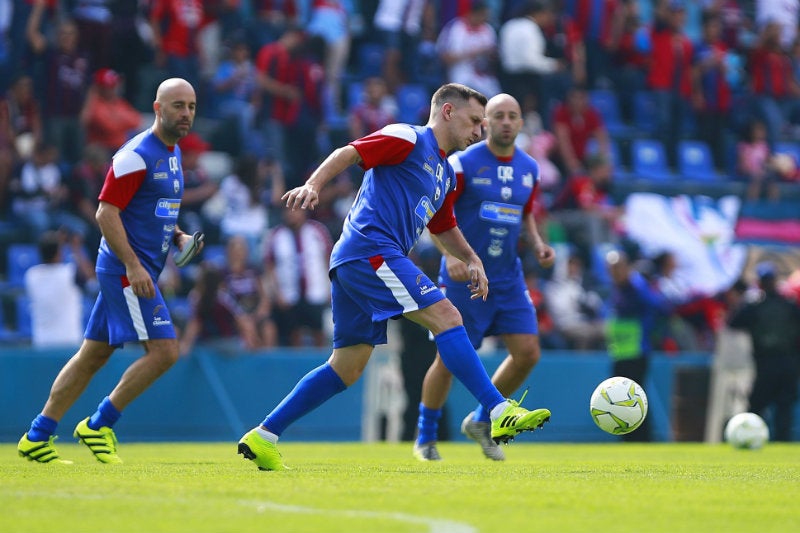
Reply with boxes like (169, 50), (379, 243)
(254, 501), (477, 533)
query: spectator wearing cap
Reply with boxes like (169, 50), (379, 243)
(178, 132), (220, 240)
(80, 68), (142, 151)
(728, 262), (800, 442)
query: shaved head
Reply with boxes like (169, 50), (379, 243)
(484, 93), (523, 155)
(152, 78), (196, 146)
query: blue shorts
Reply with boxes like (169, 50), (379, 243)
(443, 272), (538, 349)
(84, 272), (177, 347)
(331, 255), (446, 348)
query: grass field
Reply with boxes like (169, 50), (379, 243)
(2, 441), (799, 533)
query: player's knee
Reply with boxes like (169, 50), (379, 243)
(514, 345), (541, 370)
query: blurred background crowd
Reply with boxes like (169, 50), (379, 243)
(2, 0), (800, 358)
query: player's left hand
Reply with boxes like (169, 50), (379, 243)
(466, 260), (489, 301)
(282, 184), (319, 210)
(536, 243), (556, 269)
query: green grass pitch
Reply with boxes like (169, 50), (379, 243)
(2, 441), (799, 533)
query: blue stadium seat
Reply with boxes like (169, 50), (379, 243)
(15, 294), (32, 338)
(586, 137), (634, 180)
(347, 81), (364, 109)
(395, 84), (429, 125)
(6, 244), (41, 288)
(678, 140), (721, 181)
(774, 141), (800, 166)
(588, 89), (635, 138)
(357, 43), (385, 78)
(632, 91), (658, 135)
(630, 139), (675, 181)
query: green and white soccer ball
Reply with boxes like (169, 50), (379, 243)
(724, 412), (769, 449)
(590, 376), (648, 435)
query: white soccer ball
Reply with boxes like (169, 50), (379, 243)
(590, 376), (649, 435)
(724, 412), (769, 450)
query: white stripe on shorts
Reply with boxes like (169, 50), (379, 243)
(123, 285), (149, 340)
(375, 261), (420, 314)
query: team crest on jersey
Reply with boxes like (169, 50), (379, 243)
(501, 186), (512, 200)
(523, 172), (534, 188)
(488, 239), (503, 257)
(173, 179), (180, 194)
(497, 166), (514, 183)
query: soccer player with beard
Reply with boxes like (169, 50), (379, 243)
(18, 78), (202, 464)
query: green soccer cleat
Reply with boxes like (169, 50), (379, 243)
(73, 417), (122, 464)
(490, 391), (551, 444)
(238, 428), (287, 471)
(461, 414), (505, 461)
(17, 433), (73, 464)
(412, 441), (442, 461)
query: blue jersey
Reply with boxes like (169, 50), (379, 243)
(441, 141), (539, 288)
(95, 128), (184, 279)
(330, 124), (455, 269)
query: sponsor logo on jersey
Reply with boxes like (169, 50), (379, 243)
(489, 227), (509, 237)
(155, 198), (181, 218)
(419, 283), (438, 296)
(423, 162), (434, 175)
(153, 316), (172, 327)
(472, 177), (492, 186)
(479, 201), (522, 224)
(523, 172), (534, 188)
(414, 197), (435, 225)
(153, 172), (168, 180)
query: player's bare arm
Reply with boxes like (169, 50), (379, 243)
(282, 145), (362, 210)
(429, 232), (470, 282)
(523, 212), (556, 269)
(432, 226), (488, 300)
(96, 201), (154, 299)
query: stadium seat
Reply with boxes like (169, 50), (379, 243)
(15, 294), (31, 338)
(357, 43), (385, 78)
(632, 91), (658, 135)
(677, 140), (721, 181)
(586, 137), (634, 180)
(5, 244), (41, 289)
(774, 141), (800, 166)
(588, 89), (635, 138)
(630, 139), (675, 181)
(395, 84), (429, 125)
(347, 80), (364, 109)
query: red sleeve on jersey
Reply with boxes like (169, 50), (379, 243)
(428, 172), (465, 234)
(98, 166), (147, 211)
(350, 131), (415, 170)
(523, 180), (538, 215)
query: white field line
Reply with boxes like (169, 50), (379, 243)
(5, 490), (478, 533)
(253, 501), (477, 533)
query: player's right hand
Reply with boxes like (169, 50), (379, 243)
(282, 184), (319, 210)
(126, 263), (155, 299)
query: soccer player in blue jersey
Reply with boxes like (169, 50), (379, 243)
(413, 93), (556, 461)
(17, 78), (202, 464)
(237, 83), (551, 471)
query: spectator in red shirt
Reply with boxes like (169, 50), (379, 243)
(647, 0), (694, 167)
(80, 68), (142, 151)
(692, 11), (732, 171)
(748, 20), (800, 148)
(149, 0), (204, 91)
(549, 152), (620, 268)
(254, 27), (324, 188)
(552, 85), (610, 176)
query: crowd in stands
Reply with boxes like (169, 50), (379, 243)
(2, 0), (800, 355)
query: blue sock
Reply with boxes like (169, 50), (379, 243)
(434, 326), (505, 412)
(263, 363), (347, 436)
(416, 403), (441, 445)
(473, 404), (490, 423)
(88, 396), (122, 430)
(27, 414), (58, 442)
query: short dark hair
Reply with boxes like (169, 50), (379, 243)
(431, 83), (487, 112)
(38, 231), (61, 263)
